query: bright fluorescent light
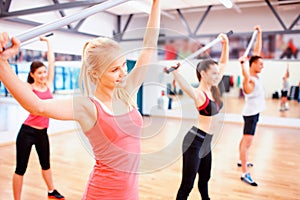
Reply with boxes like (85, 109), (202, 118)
(127, 1), (150, 14)
(127, 1), (175, 19)
(219, 0), (233, 8)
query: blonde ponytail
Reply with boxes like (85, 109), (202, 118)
(79, 37), (137, 108)
(79, 41), (92, 96)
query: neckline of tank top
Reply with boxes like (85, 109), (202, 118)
(32, 87), (49, 93)
(92, 96), (134, 117)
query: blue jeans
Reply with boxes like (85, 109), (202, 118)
(176, 126), (212, 200)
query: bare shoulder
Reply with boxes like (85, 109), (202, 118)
(73, 96), (97, 132)
(73, 96), (96, 114)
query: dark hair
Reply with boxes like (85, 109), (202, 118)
(27, 61), (45, 83)
(249, 55), (262, 67)
(196, 59), (222, 105)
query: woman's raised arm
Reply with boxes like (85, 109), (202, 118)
(125, 0), (161, 94)
(0, 33), (74, 121)
(168, 63), (197, 101)
(217, 33), (229, 83)
(39, 36), (55, 88)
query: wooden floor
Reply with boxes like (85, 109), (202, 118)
(0, 97), (300, 200)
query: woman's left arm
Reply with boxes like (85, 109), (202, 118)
(40, 36), (55, 88)
(125, 0), (160, 93)
(217, 33), (229, 83)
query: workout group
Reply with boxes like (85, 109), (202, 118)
(0, 0), (289, 199)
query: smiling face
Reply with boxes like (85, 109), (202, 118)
(201, 63), (220, 86)
(99, 56), (128, 89)
(196, 59), (219, 87)
(30, 66), (48, 84)
(81, 37), (127, 93)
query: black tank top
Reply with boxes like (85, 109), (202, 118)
(197, 92), (223, 116)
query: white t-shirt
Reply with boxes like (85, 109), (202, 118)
(282, 79), (289, 92)
(242, 76), (266, 116)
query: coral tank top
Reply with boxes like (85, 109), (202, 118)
(82, 97), (143, 200)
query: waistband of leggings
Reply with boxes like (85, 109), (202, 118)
(189, 126), (208, 139)
(21, 124), (47, 134)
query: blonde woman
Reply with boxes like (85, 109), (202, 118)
(0, 0), (160, 199)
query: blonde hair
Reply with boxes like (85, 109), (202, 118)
(79, 37), (137, 108)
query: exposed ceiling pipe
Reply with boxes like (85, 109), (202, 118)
(163, 0), (300, 14)
(5, 0), (130, 48)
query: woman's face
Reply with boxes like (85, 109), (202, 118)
(202, 64), (220, 86)
(99, 56), (128, 89)
(30, 66), (47, 84)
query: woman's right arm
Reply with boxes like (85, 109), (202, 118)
(0, 33), (74, 121)
(125, 0), (160, 94)
(169, 63), (197, 101)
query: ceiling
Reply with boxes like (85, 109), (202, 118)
(2, 0), (299, 15)
(1, 0), (299, 16)
(0, 0), (299, 40)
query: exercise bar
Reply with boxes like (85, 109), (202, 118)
(165, 30), (233, 74)
(6, 0), (130, 48)
(243, 29), (258, 57)
(185, 30), (233, 61)
(21, 33), (54, 47)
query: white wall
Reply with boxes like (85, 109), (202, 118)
(139, 59), (299, 115)
(6, 58), (299, 117)
(157, 59), (300, 98)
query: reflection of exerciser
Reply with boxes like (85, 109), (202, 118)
(280, 64), (290, 111)
(164, 30), (233, 74)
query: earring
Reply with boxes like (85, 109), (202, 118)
(91, 72), (98, 79)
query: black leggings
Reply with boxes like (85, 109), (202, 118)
(15, 124), (50, 175)
(176, 126), (212, 200)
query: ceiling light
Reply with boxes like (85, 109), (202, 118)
(219, 0), (233, 8)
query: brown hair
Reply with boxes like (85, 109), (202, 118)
(249, 55), (262, 67)
(27, 61), (45, 84)
(196, 59), (222, 105)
